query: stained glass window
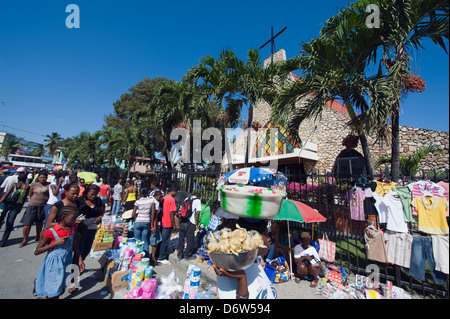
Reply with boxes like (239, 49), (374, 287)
(252, 122), (300, 158)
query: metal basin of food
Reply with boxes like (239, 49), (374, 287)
(209, 248), (258, 271)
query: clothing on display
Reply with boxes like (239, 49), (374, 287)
(436, 181), (449, 217)
(356, 177), (449, 286)
(348, 189), (366, 221)
(408, 180), (446, 216)
(376, 191), (409, 233)
(384, 230), (413, 268)
(409, 235), (446, 285)
(373, 180), (397, 197)
(412, 196), (449, 235)
(393, 186), (416, 223)
(431, 235), (449, 275)
(364, 226), (388, 263)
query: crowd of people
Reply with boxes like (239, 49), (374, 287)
(0, 167), (322, 299)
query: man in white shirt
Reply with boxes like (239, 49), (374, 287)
(111, 179), (123, 216)
(176, 193), (201, 261)
(293, 232), (322, 287)
(0, 167), (26, 197)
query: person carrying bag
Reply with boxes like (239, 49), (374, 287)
(0, 173), (29, 247)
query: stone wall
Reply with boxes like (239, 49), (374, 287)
(298, 107), (449, 174)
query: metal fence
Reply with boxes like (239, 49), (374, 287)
(105, 165), (449, 299)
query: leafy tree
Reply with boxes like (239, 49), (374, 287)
(31, 144), (46, 157)
(271, 35), (394, 176)
(65, 131), (102, 170)
(44, 132), (63, 157)
(187, 48), (290, 168)
(149, 77), (218, 170)
(0, 138), (21, 157)
(318, 0), (449, 180)
(104, 77), (172, 130)
(375, 144), (444, 176)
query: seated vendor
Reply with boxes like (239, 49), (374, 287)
(293, 232), (322, 287)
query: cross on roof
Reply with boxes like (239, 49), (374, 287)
(259, 26), (287, 67)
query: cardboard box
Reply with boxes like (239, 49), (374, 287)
(106, 269), (130, 292)
(92, 240), (114, 251)
(104, 260), (115, 282)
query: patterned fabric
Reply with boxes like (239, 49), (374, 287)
(408, 181), (445, 216)
(318, 234), (336, 263)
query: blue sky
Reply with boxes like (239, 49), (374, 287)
(0, 0), (448, 146)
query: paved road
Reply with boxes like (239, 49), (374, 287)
(0, 204), (326, 300)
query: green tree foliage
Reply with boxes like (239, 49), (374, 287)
(44, 132), (63, 156)
(0, 138), (21, 157)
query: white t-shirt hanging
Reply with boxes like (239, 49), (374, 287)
(373, 193), (388, 224)
(379, 191), (409, 233)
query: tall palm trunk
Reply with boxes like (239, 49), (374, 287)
(244, 103), (254, 168)
(343, 99), (375, 177)
(390, 101), (401, 181)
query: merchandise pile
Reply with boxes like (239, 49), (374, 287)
(89, 215), (130, 258)
(98, 229), (218, 299)
(317, 265), (412, 299)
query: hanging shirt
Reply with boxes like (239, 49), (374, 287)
(393, 186), (416, 223)
(384, 230), (413, 268)
(408, 181), (446, 216)
(347, 188), (366, 221)
(412, 196), (449, 235)
(382, 191), (409, 233)
(436, 181), (449, 217)
(373, 180), (397, 197)
(363, 188), (378, 216)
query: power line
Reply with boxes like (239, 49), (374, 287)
(0, 121), (47, 138)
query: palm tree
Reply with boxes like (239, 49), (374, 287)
(31, 144), (45, 157)
(185, 49), (246, 171)
(272, 35), (394, 177)
(149, 77), (213, 171)
(0, 138), (21, 157)
(44, 132), (63, 157)
(318, 0), (449, 180)
(187, 48), (290, 168)
(106, 122), (150, 179)
(65, 131), (103, 170)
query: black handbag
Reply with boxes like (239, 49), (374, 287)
(5, 185), (21, 203)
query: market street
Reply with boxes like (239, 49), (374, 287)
(0, 203), (326, 299)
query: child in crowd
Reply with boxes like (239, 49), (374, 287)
(34, 205), (85, 299)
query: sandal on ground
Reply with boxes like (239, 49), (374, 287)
(309, 280), (318, 288)
(294, 277), (301, 284)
